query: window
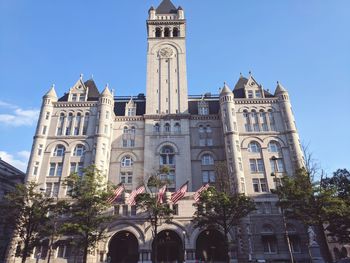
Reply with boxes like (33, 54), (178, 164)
(33, 162), (39, 176)
(45, 112), (50, 120)
(268, 141), (281, 153)
(238, 157), (243, 171)
(53, 145), (65, 156)
(37, 144), (43, 156)
(104, 125), (108, 134)
(174, 123), (181, 133)
(252, 178), (268, 192)
(105, 111), (110, 119)
(199, 125), (205, 133)
(74, 113), (82, 135)
(199, 139), (206, 146)
(252, 179), (260, 192)
(262, 236), (277, 253)
(73, 145), (85, 156)
(206, 125), (212, 133)
(70, 162), (84, 176)
(260, 179), (268, 192)
(155, 27), (161, 38)
(164, 27), (170, 37)
(45, 183), (59, 197)
(154, 123), (160, 133)
(201, 154), (214, 165)
(202, 171), (215, 183)
(48, 163), (62, 177)
(57, 113), (65, 135)
(247, 90), (254, 98)
(127, 107), (136, 116)
(173, 27), (179, 37)
(121, 172), (133, 184)
(164, 123), (170, 133)
(42, 125), (47, 135)
(121, 156), (133, 167)
(268, 110), (276, 131)
(235, 140), (240, 152)
(255, 90), (262, 98)
(207, 138), (213, 146)
(270, 158), (285, 173)
(249, 159), (265, 173)
(243, 110), (252, 132)
(160, 146), (175, 165)
(289, 236), (301, 253)
(66, 113), (73, 135)
(82, 113), (89, 135)
(248, 141), (261, 153)
(199, 106), (209, 115)
(71, 94), (77, 102)
(79, 94), (85, 102)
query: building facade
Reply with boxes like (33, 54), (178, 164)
(19, 0), (312, 262)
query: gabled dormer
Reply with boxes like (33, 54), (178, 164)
(233, 73), (272, 99)
(68, 75), (88, 102)
(198, 96), (209, 115)
(125, 97), (137, 116)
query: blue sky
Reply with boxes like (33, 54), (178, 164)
(0, 0), (349, 173)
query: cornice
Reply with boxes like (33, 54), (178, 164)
(115, 116), (144, 122)
(54, 102), (97, 108)
(144, 114), (191, 120)
(147, 20), (186, 25)
(190, 115), (220, 120)
(234, 98), (278, 104)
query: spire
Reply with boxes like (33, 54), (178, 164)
(220, 82), (232, 96)
(44, 84), (57, 98)
(156, 0), (177, 14)
(275, 81), (288, 95)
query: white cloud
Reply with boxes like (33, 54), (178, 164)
(0, 100), (39, 127)
(0, 150), (29, 172)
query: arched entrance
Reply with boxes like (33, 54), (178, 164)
(196, 229), (227, 262)
(152, 230), (183, 263)
(108, 231), (139, 263)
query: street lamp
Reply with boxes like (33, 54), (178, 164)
(182, 230), (186, 263)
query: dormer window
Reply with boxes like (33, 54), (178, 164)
(125, 98), (137, 116)
(127, 108), (136, 116)
(255, 90), (262, 98)
(72, 94), (77, 102)
(198, 100), (209, 115)
(247, 90), (254, 99)
(79, 94), (85, 102)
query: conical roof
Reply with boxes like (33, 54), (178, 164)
(44, 85), (57, 98)
(275, 81), (288, 95)
(101, 85), (113, 97)
(156, 0), (177, 14)
(220, 83), (233, 96)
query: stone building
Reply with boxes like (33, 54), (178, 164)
(18, 0), (312, 262)
(0, 159), (25, 263)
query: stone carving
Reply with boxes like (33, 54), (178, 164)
(159, 47), (174, 58)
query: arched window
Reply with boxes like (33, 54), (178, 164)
(248, 141), (261, 153)
(206, 125), (212, 133)
(268, 141), (281, 153)
(164, 123), (170, 133)
(251, 110), (260, 132)
(154, 123), (160, 133)
(261, 224), (277, 253)
(74, 113), (82, 135)
(160, 146), (175, 165)
(268, 109), (276, 131)
(260, 110), (268, 131)
(202, 154), (214, 165)
(57, 113), (65, 135)
(130, 126), (136, 134)
(82, 112), (89, 135)
(66, 112), (74, 135)
(53, 145), (65, 157)
(121, 156), (133, 167)
(73, 144), (85, 156)
(164, 27), (170, 37)
(123, 126), (128, 134)
(199, 125), (205, 133)
(155, 27), (161, 38)
(174, 123), (181, 133)
(173, 27), (179, 37)
(243, 110), (252, 132)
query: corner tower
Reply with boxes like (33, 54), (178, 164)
(146, 0), (188, 114)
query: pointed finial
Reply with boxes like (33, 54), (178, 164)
(105, 83), (109, 88)
(277, 81), (280, 85)
(224, 81), (227, 86)
(249, 71), (252, 75)
(80, 73), (83, 80)
(52, 84), (55, 88)
(91, 74), (94, 79)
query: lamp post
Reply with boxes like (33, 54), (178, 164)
(271, 156), (295, 263)
(182, 230), (186, 263)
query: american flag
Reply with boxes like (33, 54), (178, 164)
(171, 181), (188, 204)
(107, 184), (125, 203)
(157, 184), (167, 204)
(128, 185), (146, 206)
(193, 183), (210, 202)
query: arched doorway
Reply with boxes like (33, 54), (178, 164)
(196, 229), (227, 262)
(108, 231), (139, 263)
(152, 230), (183, 263)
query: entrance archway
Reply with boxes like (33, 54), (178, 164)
(196, 229), (227, 262)
(152, 230), (183, 263)
(108, 231), (139, 263)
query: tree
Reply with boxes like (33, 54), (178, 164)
(0, 182), (53, 263)
(273, 168), (346, 262)
(61, 166), (116, 263)
(322, 169), (350, 243)
(134, 168), (174, 263)
(192, 162), (256, 263)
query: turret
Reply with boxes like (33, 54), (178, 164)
(149, 6), (156, 20)
(219, 83), (245, 193)
(177, 6), (184, 19)
(94, 84), (114, 179)
(26, 85), (57, 181)
(275, 82), (304, 169)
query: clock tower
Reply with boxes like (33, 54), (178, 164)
(145, 0), (188, 115)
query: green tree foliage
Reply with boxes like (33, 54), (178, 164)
(135, 170), (174, 263)
(273, 168), (348, 262)
(0, 182), (53, 263)
(322, 169), (350, 243)
(61, 166), (116, 263)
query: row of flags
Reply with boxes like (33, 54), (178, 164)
(107, 182), (210, 205)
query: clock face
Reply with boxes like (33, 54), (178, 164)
(159, 47), (174, 58)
